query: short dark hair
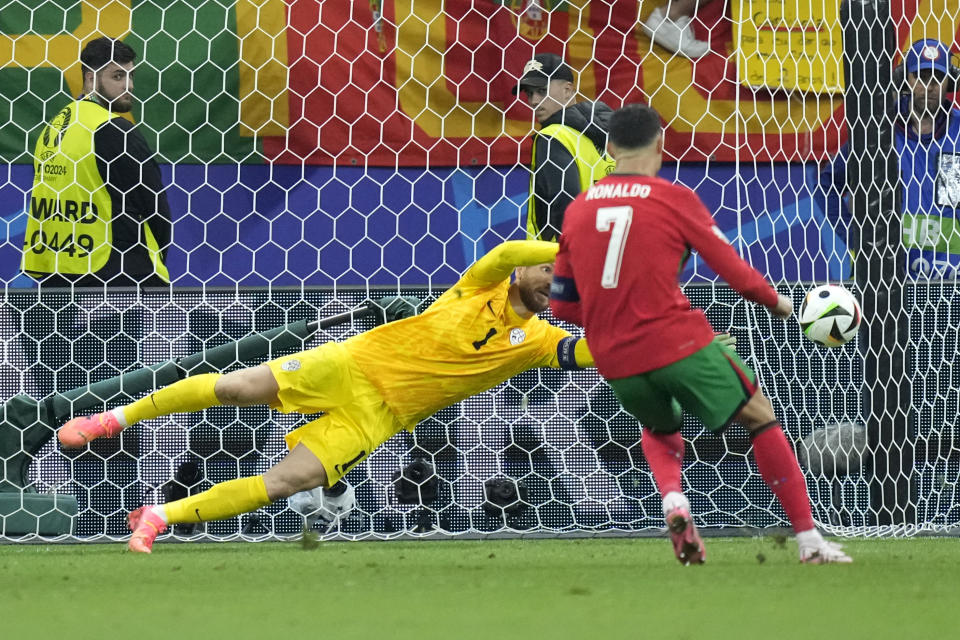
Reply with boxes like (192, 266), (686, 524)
(80, 37), (136, 77)
(608, 103), (663, 150)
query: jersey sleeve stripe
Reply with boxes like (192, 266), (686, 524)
(550, 274), (580, 302)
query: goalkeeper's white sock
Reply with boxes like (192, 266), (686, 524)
(110, 408), (129, 428)
(151, 505), (170, 525)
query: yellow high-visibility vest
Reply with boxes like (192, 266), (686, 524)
(22, 99), (169, 282)
(527, 123), (615, 240)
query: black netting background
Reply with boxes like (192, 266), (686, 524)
(1, 284), (958, 538)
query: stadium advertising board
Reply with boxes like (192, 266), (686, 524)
(0, 163), (851, 287)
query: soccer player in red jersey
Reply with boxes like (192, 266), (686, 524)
(550, 103), (852, 565)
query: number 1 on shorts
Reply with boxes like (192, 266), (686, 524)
(596, 205), (633, 288)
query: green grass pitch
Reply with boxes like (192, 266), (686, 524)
(1, 536), (956, 639)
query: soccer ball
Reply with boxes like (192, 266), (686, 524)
(287, 484), (356, 528)
(798, 284), (861, 347)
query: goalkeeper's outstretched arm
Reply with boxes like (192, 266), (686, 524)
(551, 335), (594, 370)
(467, 240), (559, 284)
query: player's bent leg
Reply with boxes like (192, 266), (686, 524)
(641, 428), (685, 496)
(736, 390), (853, 564)
(609, 374), (702, 565)
(737, 389), (812, 531)
(214, 364), (280, 407)
(128, 474), (274, 554)
(59, 371), (222, 449)
(61, 367), (280, 450)
(639, 427), (705, 564)
(262, 443), (330, 500)
(127, 446), (327, 554)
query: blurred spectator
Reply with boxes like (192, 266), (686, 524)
(640, 0), (716, 59)
(819, 39), (960, 279)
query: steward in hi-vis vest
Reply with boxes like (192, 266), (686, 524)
(527, 105), (615, 241)
(511, 53), (615, 242)
(23, 39), (171, 287)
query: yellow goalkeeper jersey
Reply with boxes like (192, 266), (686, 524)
(344, 241), (572, 428)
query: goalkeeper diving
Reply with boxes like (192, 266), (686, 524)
(60, 240), (598, 553)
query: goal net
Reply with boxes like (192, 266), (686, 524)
(0, 0), (958, 541)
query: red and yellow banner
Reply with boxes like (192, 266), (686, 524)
(0, 0), (956, 165)
(260, 0), (959, 165)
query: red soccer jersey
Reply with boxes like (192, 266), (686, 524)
(550, 174), (779, 379)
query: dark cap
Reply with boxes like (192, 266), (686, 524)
(904, 39), (952, 76)
(512, 53), (574, 95)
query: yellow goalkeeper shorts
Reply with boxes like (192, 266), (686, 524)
(267, 341), (403, 485)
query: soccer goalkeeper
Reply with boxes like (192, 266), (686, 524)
(59, 240), (594, 553)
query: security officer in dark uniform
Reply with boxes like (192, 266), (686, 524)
(23, 36), (171, 287)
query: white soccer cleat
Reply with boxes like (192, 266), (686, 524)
(288, 483), (356, 528)
(799, 538), (853, 564)
(640, 7), (710, 59)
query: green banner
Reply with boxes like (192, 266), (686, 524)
(0, 0), (259, 164)
(902, 214), (960, 254)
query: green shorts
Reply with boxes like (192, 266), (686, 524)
(606, 341), (758, 433)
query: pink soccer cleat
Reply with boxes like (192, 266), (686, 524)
(128, 506), (167, 554)
(666, 507), (706, 565)
(58, 412), (125, 449)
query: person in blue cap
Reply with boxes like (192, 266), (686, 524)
(819, 38), (960, 279)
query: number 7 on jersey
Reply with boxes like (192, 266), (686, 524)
(596, 205), (633, 288)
